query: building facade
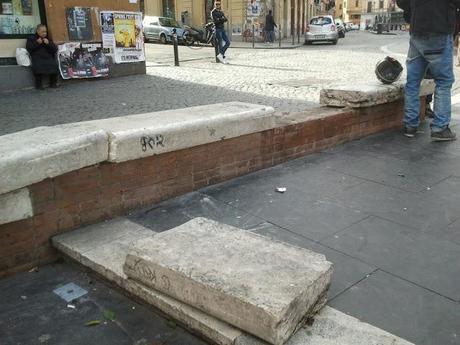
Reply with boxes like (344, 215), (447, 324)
(360, 0), (404, 29)
(143, 0), (318, 40)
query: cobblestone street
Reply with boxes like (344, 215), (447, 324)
(0, 31), (444, 136)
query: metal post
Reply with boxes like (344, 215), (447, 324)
(252, 25), (255, 48)
(173, 29), (179, 66)
(298, 30), (300, 44)
(214, 31), (219, 62)
(279, 29), (282, 47)
(292, 31), (295, 45)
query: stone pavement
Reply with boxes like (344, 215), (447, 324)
(0, 32), (408, 136)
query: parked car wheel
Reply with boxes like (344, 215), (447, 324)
(338, 31), (345, 38)
(332, 39), (338, 45)
(160, 34), (167, 44)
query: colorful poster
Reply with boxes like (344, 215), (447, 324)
(101, 11), (144, 64)
(66, 7), (93, 41)
(58, 42), (109, 79)
(247, 0), (261, 17)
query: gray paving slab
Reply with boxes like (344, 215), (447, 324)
(329, 270), (460, 345)
(203, 173), (368, 242)
(0, 262), (207, 345)
(249, 221), (376, 300)
(127, 191), (266, 233)
(325, 180), (460, 233)
(321, 215), (460, 301)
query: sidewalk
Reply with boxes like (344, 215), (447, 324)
(2, 113), (460, 345)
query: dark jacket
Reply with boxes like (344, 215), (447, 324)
(26, 34), (58, 74)
(265, 14), (276, 31)
(211, 8), (227, 30)
(396, 0), (460, 34)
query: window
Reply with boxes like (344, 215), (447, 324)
(355, 0), (359, 7)
(339, 4), (342, 9)
(0, 0), (44, 38)
(310, 16), (332, 25)
(367, 1), (372, 12)
(379, 0), (384, 8)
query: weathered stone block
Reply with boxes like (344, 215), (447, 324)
(320, 80), (435, 108)
(124, 217), (333, 345)
(52, 217), (415, 345)
(0, 188), (33, 225)
(87, 102), (275, 163)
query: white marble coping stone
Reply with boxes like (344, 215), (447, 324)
(320, 80), (435, 108)
(0, 124), (108, 195)
(0, 188), (33, 225)
(86, 102), (276, 163)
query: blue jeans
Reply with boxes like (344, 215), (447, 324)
(216, 28), (230, 57)
(266, 30), (275, 43)
(404, 34), (455, 132)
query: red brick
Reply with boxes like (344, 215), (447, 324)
(29, 180), (54, 203)
(58, 205), (81, 231)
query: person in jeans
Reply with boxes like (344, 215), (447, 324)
(26, 24), (59, 90)
(265, 10), (277, 44)
(211, 1), (230, 64)
(397, 0), (459, 141)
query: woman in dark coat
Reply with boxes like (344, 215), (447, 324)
(26, 24), (59, 89)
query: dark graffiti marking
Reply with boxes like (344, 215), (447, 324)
(140, 135), (165, 152)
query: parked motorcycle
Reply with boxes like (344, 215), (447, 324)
(183, 22), (215, 46)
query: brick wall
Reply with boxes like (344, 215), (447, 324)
(0, 100), (413, 279)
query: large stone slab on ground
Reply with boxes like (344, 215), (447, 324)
(0, 125), (108, 195)
(86, 102), (275, 163)
(123, 217), (333, 345)
(52, 218), (414, 345)
(320, 80), (435, 108)
(0, 188), (33, 225)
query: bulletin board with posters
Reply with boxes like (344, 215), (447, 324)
(43, 0), (140, 42)
(100, 11), (144, 64)
(0, 0), (43, 36)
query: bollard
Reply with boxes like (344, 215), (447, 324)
(172, 29), (179, 66)
(298, 31), (300, 44)
(214, 32), (219, 62)
(292, 32), (294, 45)
(252, 25), (255, 48)
(279, 29), (282, 48)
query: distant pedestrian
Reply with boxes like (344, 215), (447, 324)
(211, 1), (230, 64)
(397, 0), (459, 141)
(26, 24), (59, 90)
(265, 10), (277, 44)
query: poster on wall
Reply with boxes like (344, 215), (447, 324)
(100, 11), (115, 56)
(58, 42), (109, 79)
(100, 11), (144, 64)
(66, 7), (93, 41)
(247, 0), (261, 17)
(0, 0), (40, 34)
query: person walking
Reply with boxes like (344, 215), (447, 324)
(211, 1), (230, 64)
(397, 0), (459, 141)
(26, 24), (59, 90)
(265, 10), (277, 44)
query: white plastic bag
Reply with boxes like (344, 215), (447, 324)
(16, 48), (31, 67)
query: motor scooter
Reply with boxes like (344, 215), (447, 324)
(183, 22), (215, 46)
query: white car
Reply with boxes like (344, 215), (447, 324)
(305, 15), (339, 45)
(143, 16), (185, 44)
